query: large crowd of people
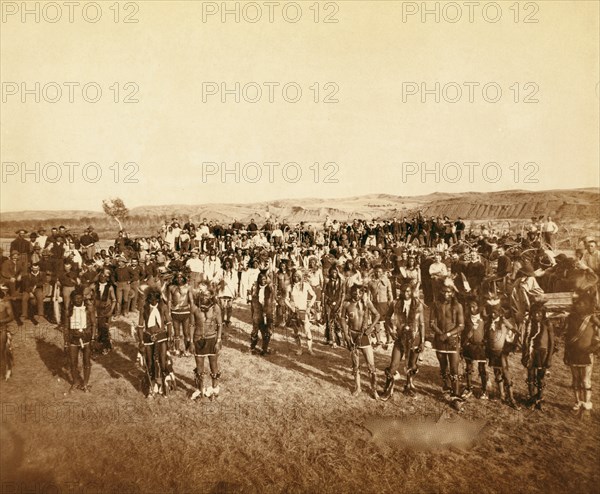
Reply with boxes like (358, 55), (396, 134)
(1, 212), (599, 416)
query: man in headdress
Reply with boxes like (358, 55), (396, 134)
(191, 282), (223, 400)
(485, 300), (520, 409)
(461, 297), (489, 399)
(167, 271), (194, 356)
(340, 283), (381, 399)
(136, 286), (172, 397)
(521, 300), (554, 410)
(380, 282), (425, 400)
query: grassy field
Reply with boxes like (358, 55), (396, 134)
(1, 301), (599, 494)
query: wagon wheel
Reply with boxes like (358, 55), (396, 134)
(556, 225), (573, 249)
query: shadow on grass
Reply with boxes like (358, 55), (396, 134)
(34, 337), (70, 381)
(91, 319), (144, 392)
(0, 423), (57, 488)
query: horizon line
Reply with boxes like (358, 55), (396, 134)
(1, 186), (598, 216)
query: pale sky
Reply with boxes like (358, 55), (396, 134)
(1, 0), (598, 213)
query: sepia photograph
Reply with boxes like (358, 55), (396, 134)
(0, 1), (599, 493)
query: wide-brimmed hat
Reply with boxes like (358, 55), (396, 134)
(583, 236), (597, 244)
(518, 263), (536, 277)
(15, 229), (27, 234)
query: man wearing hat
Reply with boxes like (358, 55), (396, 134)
(0, 251), (23, 326)
(10, 229), (31, 276)
(0, 285), (16, 380)
(113, 256), (134, 317)
(510, 262), (544, 330)
(579, 236), (600, 276)
(22, 263), (45, 325)
(80, 226), (99, 261)
(127, 258), (144, 313)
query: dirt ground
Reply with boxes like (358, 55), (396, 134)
(1, 303), (599, 494)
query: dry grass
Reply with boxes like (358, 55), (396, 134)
(1, 302), (599, 494)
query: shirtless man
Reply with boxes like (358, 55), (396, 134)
(167, 272), (194, 356)
(462, 297), (489, 399)
(0, 287), (15, 380)
(191, 283), (223, 401)
(340, 284), (380, 399)
(485, 302), (520, 409)
(521, 301), (554, 410)
(380, 282), (424, 400)
(564, 289), (600, 417)
(275, 260), (291, 328)
(430, 281), (465, 410)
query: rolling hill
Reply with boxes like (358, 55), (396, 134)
(1, 188), (597, 226)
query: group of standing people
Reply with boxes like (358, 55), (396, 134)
(1, 214), (599, 417)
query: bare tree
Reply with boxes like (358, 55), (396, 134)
(102, 198), (129, 231)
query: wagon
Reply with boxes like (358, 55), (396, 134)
(538, 292), (573, 317)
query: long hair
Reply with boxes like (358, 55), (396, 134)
(145, 286), (162, 305)
(67, 287), (85, 318)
